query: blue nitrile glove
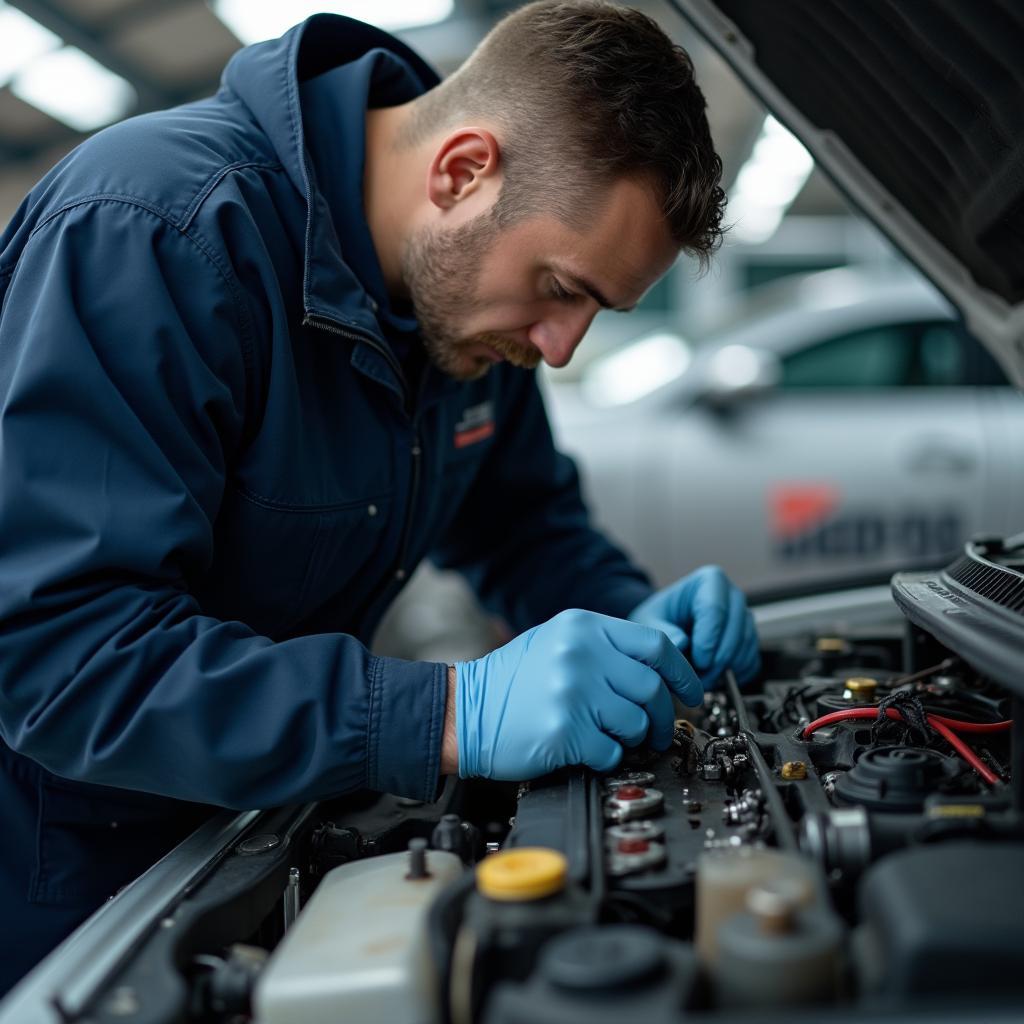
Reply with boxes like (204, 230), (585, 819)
(456, 609), (703, 780)
(628, 565), (760, 688)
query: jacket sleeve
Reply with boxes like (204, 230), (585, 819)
(0, 200), (446, 808)
(431, 368), (654, 634)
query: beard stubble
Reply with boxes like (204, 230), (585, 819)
(402, 212), (542, 381)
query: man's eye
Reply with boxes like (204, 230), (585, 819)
(550, 280), (578, 302)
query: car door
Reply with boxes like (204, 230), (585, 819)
(599, 320), (1003, 592)
(954, 325), (1024, 539)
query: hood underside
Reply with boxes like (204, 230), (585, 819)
(668, 0), (1024, 389)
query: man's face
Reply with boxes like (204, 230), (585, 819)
(403, 177), (679, 381)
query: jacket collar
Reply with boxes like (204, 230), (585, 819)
(221, 15), (439, 336)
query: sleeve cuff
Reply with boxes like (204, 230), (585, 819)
(365, 655), (448, 802)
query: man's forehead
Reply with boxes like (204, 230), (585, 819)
(557, 182), (678, 297)
(484, 191), (677, 304)
(546, 260), (642, 312)
(551, 232), (678, 310)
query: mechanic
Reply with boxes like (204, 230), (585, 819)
(0, 0), (758, 993)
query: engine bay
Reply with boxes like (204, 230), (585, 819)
(6, 543), (1024, 1024)
(428, 626), (1023, 1023)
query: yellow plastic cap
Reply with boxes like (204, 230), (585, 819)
(476, 847), (568, 902)
(839, 675), (880, 700)
(815, 637), (847, 653)
(844, 677), (878, 696)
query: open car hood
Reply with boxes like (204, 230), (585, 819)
(668, 0), (1024, 389)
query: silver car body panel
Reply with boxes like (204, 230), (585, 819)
(544, 274), (1024, 592)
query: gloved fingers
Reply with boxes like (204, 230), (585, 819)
(691, 573), (746, 674)
(687, 567), (729, 670)
(658, 566), (712, 632)
(593, 686), (652, 748)
(594, 615), (696, 703)
(599, 649), (677, 747)
(599, 647), (664, 707)
(700, 587), (749, 681)
(581, 730), (624, 773)
(645, 680), (676, 750)
(630, 613), (689, 654)
(731, 611), (761, 685)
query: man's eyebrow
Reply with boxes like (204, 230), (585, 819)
(556, 267), (637, 313)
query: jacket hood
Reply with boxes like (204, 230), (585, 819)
(221, 14), (439, 331)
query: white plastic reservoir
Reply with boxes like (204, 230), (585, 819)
(254, 849), (464, 1024)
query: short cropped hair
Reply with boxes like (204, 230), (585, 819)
(404, 0), (726, 268)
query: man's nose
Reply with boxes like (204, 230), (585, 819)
(527, 308), (596, 368)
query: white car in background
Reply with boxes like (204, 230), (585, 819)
(375, 265), (1024, 662)
(545, 266), (1024, 596)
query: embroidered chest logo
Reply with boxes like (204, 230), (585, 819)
(454, 400), (495, 449)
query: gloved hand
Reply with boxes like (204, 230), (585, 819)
(628, 565), (760, 688)
(456, 609), (702, 780)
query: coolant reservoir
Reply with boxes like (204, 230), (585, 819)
(695, 847), (816, 964)
(254, 848), (463, 1024)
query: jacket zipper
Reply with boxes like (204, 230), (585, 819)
(303, 313), (408, 393)
(305, 311), (428, 618)
(393, 364), (431, 580)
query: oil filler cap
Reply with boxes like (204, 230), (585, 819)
(476, 847), (567, 901)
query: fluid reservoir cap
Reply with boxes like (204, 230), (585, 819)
(476, 847), (567, 902)
(843, 677), (878, 701)
(815, 637), (849, 654)
(747, 878), (805, 935)
(540, 926), (665, 991)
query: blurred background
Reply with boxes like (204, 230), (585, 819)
(0, 0), (897, 297)
(2, 0), (1021, 659)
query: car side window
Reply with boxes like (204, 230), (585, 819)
(932, 324), (1008, 386)
(914, 324), (966, 385)
(779, 325), (917, 389)
(779, 321), (1008, 389)
(908, 323), (1007, 386)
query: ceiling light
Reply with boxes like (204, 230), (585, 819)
(0, 1), (60, 86)
(211, 0), (454, 44)
(728, 116), (814, 245)
(12, 47), (136, 132)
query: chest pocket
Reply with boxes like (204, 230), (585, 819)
(197, 487), (394, 638)
(437, 432), (493, 516)
(424, 397), (498, 543)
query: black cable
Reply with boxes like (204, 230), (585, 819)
(887, 658), (957, 688)
(871, 690), (930, 747)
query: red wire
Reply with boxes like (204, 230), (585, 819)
(802, 707), (1011, 736)
(801, 707), (1008, 786)
(927, 714), (1011, 734)
(927, 717), (1000, 787)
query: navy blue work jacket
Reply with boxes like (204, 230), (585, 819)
(0, 14), (653, 986)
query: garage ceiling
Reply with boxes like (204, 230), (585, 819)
(0, 0), (832, 231)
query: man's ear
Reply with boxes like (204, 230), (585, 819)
(426, 128), (501, 210)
